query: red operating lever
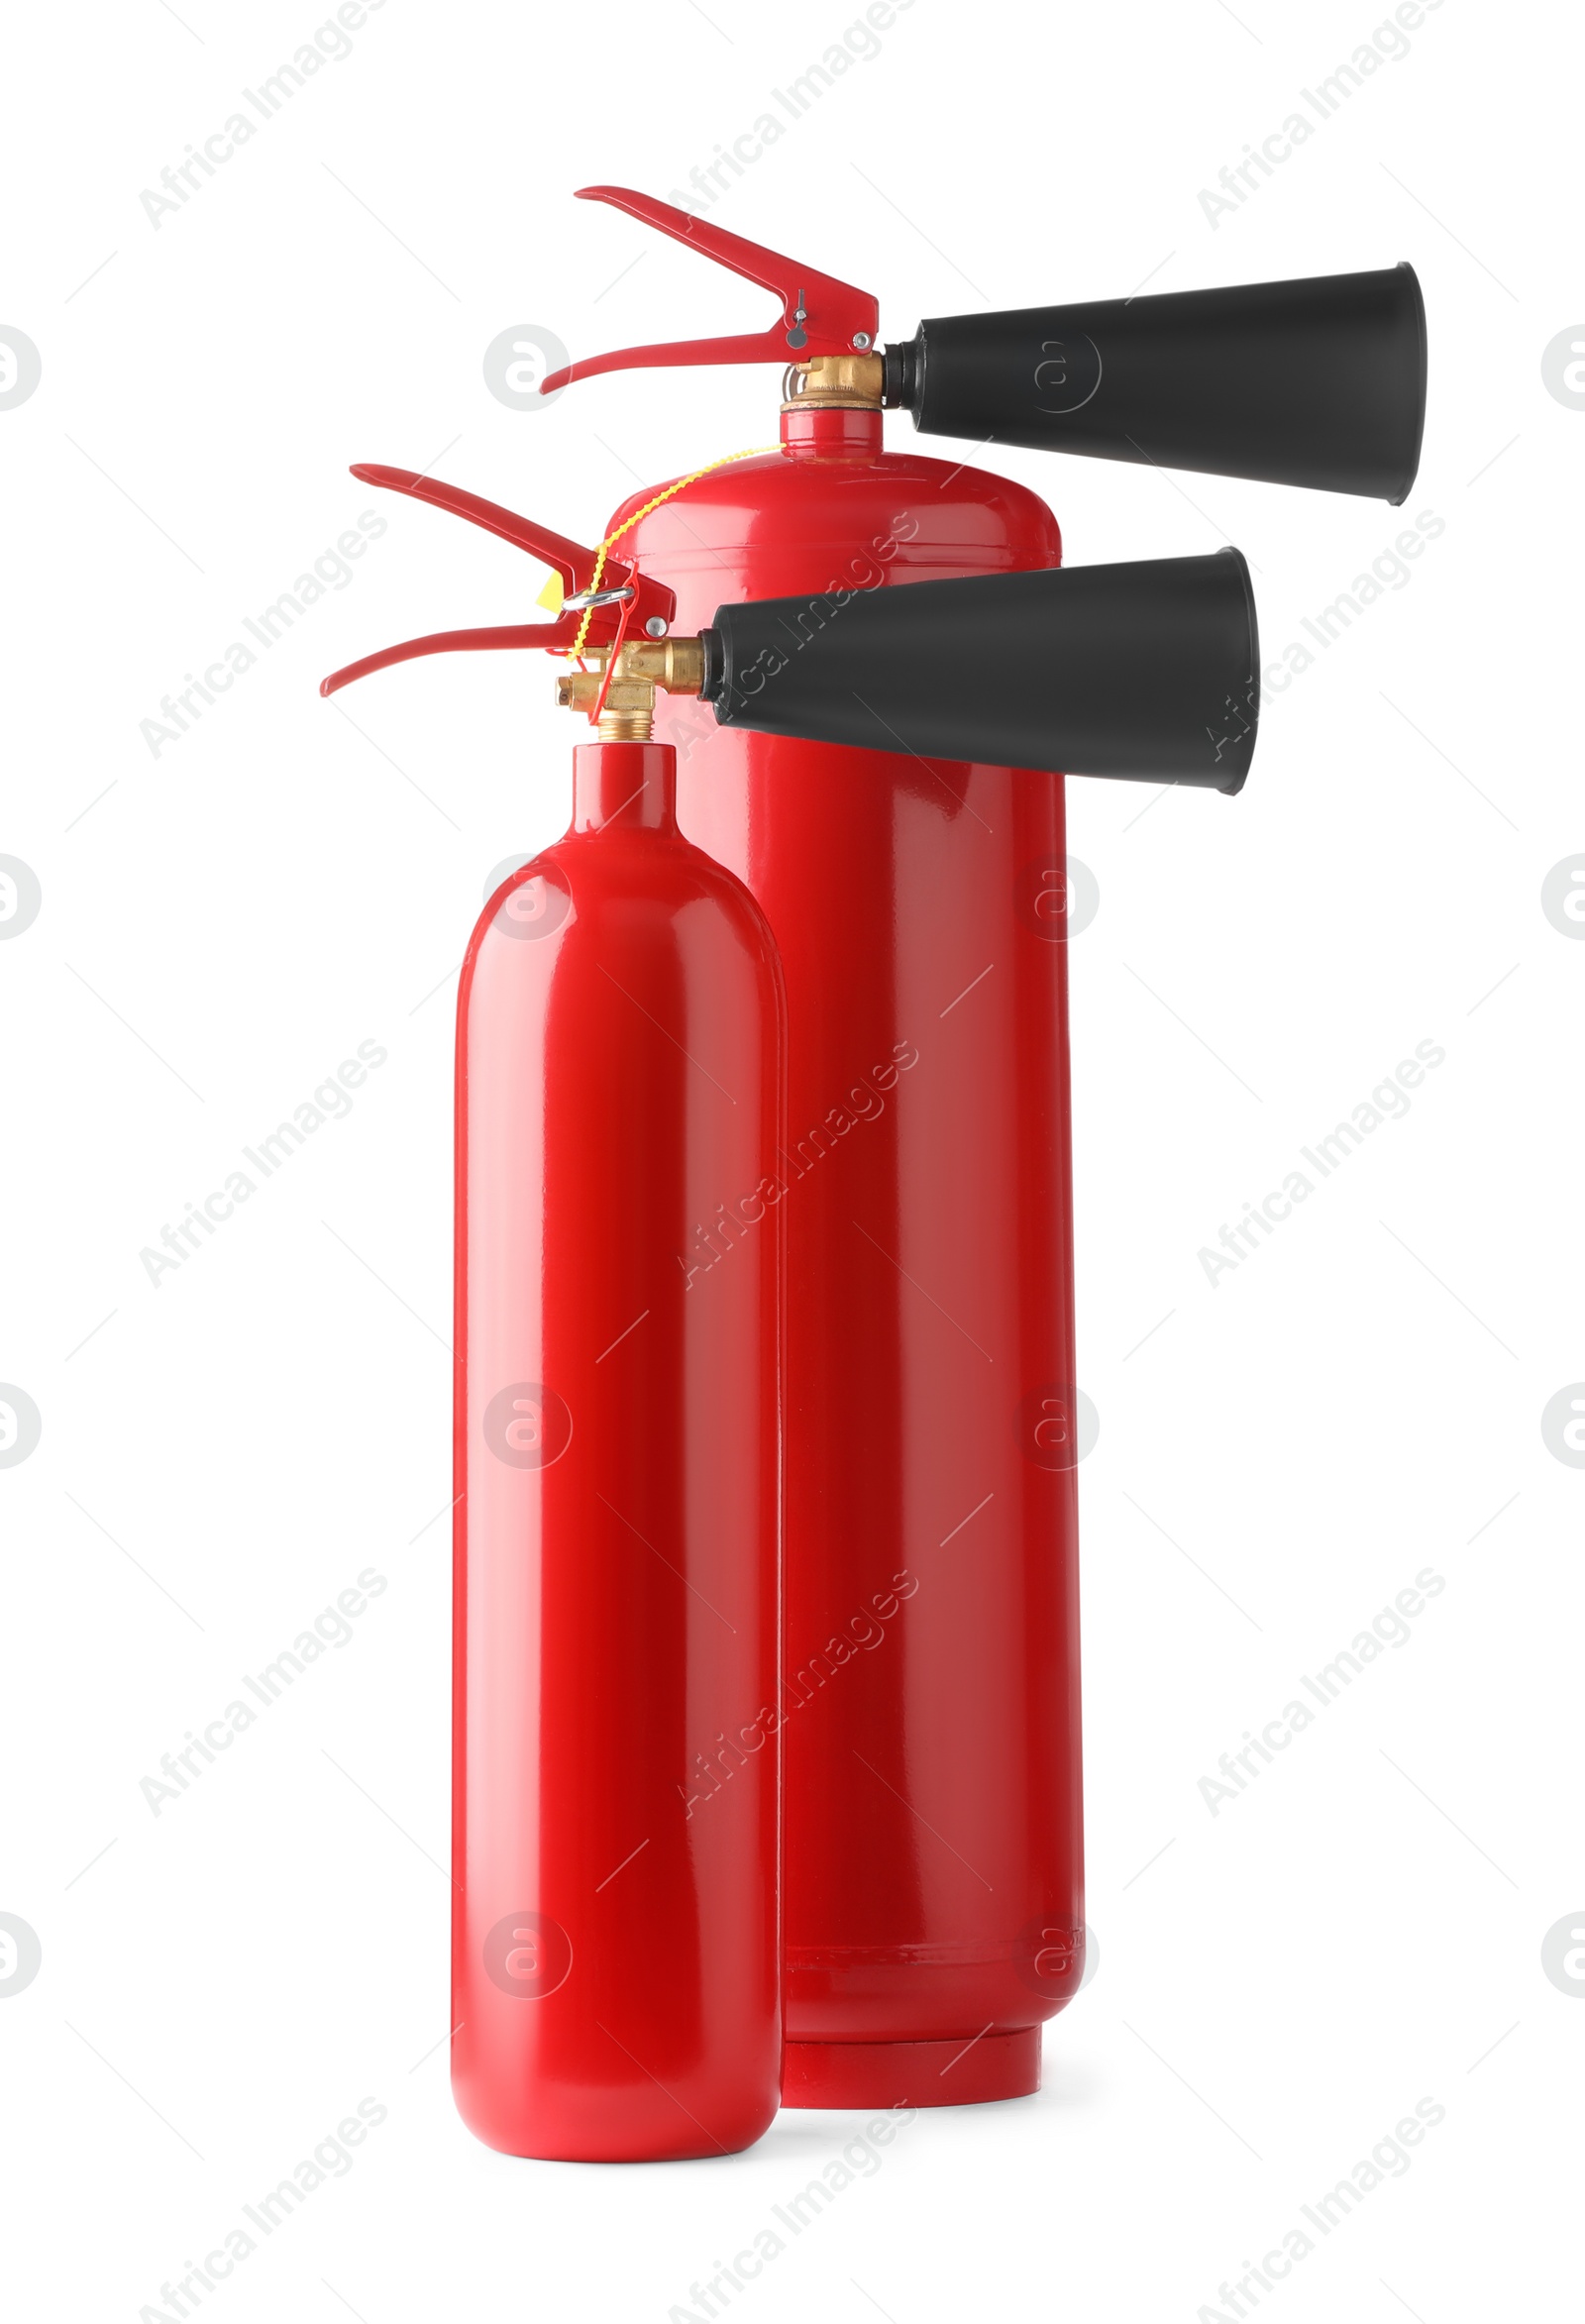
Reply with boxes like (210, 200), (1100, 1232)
(539, 185), (881, 393)
(319, 463), (676, 695)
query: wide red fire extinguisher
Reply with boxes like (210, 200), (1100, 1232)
(534, 188), (1424, 2109)
(324, 186), (1423, 2145)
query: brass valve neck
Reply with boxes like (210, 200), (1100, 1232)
(781, 352), (885, 412)
(593, 703), (653, 743)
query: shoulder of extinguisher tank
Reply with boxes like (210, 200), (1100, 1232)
(464, 779), (785, 969)
(598, 421), (1062, 599)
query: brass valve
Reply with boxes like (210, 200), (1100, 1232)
(782, 352), (885, 411)
(554, 634), (706, 742)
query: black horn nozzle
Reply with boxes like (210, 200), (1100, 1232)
(698, 550), (1259, 794)
(884, 263), (1426, 502)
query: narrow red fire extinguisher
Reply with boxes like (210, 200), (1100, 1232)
(326, 480), (788, 2161)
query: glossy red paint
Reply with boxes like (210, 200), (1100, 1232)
(451, 742), (785, 2160)
(612, 405), (1086, 2109)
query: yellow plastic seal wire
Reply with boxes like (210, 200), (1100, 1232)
(556, 445), (780, 662)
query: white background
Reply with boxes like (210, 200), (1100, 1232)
(2, 2), (1581, 2317)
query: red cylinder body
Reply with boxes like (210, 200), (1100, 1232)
(615, 406), (1085, 2109)
(451, 741), (785, 2160)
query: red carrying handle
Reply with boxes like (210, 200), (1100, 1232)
(319, 463), (676, 695)
(540, 185), (880, 393)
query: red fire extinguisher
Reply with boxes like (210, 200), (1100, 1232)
(531, 187), (1423, 2110)
(327, 488), (788, 2161)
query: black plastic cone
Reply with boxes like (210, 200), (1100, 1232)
(886, 264), (1426, 502)
(699, 550), (1259, 792)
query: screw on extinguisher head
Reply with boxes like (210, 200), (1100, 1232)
(884, 265), (1427, 502)
(697, 552), (1259, 793)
